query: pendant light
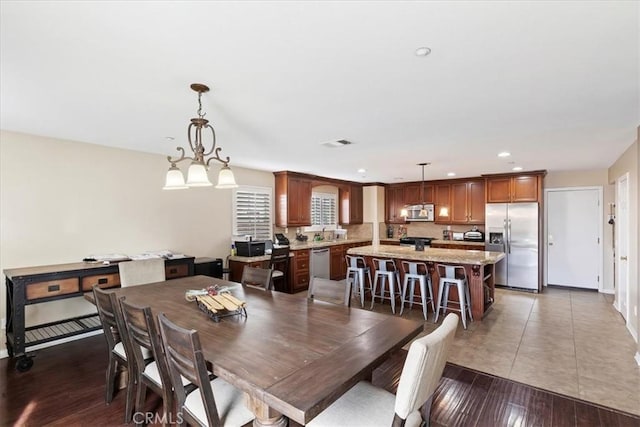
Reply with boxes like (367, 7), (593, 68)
(418, 162), (430, 217)
(163, 83), (238, 190)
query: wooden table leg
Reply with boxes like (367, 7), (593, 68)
(246, 394), (288, 427)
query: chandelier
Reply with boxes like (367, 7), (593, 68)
(163, 83), (238, 190)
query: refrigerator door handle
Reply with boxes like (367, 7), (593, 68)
(506, 219), (511, 254)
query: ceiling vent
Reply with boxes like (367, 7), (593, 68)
(321, 139), (353, 148)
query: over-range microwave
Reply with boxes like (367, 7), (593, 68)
(404, 204), (435, 222)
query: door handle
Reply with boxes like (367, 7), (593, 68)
(620, 256), (628, 261)
(548, 242), (553, 246)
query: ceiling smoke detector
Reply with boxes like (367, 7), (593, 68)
(321, 139), (354, 148)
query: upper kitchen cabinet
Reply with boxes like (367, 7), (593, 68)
(450, 180), (485, 224)
(274, 171), (312, 227)
(434, 183), (451, 223)
(385, 185), (405, 224)
(339, 184), (363, 225)
(484, 171), (546, 203)
(404, 183), (434, 205)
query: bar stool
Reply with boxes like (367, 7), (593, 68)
(370, 258), (402, 313)
(434, 264), (473, 329)
(345, 255), (373, 308)
(399, 261), (435, 320)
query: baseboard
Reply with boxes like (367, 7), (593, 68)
(635, 352), (640, 366)
(0, 329), (103, 359)
(600, 288), (615, 295)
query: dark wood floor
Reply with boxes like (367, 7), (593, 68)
(1, 335), (638, 426)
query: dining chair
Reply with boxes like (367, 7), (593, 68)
(269, 246), (290, 291)
(119, 258), (166, 287)
(119, 297), (175, 427)
(93, 286), (147, 423)
(307, 277), (351, 306)
(241, 266), (273, 291)
(307, 313), (459, 427)
(157, 313), (254, 427)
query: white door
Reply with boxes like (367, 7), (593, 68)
(616, 174), (629, 319)
(547, 188), (601, 289)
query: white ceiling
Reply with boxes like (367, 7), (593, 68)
(1, 1), (638, 183)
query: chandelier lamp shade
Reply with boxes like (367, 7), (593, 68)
(163, 83), (238, 190)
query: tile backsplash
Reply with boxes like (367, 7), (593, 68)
(274, 223), (373, 242)
(379, 222), (484, 239)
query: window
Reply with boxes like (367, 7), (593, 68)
(233, 186), (273, 240)
(307, 192), (337, 231)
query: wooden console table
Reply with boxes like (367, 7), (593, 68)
(3, 257), (194, 372)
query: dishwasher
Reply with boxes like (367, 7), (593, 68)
(310, 247), (331, 279)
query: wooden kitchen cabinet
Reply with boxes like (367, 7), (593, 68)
(339, 184), (363, 225)
(450, 180), (485, 224)
(485, 172), (544, 203)
(434, 184), (451, 224)
(290, 249), (310, 293)
(385, 185), (406, 224)
(330, 245), (345, 280)
(404, 183), (433, 205)
(274, 172), (312, 227)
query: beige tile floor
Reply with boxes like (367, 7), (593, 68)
(366, 286), (640, 416)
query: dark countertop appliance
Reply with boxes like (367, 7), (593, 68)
(399, 236), (435, 247)
(235, 240), (266, 257)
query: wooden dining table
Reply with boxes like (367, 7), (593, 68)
(93, 275), (424, 426)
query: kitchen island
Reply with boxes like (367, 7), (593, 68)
(347, 244), (505, 320)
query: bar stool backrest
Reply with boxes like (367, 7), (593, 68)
(401, 261), (428, 276)
(346, 255), (366, 269)
(436, 264), (467, 281)
(373, 258), (396, 273)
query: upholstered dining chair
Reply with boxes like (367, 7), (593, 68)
(307, 313), (459, 427)
(157, 313), (254, 427)
(240, 266), (273, 291)
(268, 247), (290, 291)
(119, 258), (166, 287)
(119, 298), (176, 427)
(94, 286), (149, 423)
(307, 277), (351, 306)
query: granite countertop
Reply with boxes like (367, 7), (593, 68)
(229, 238), (372, 262)
(347, 244), (504, 265)
(432, 240), (485, 247)
(288, 238), (372, 250)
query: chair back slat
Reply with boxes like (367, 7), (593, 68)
(436, 264), (467, 281)
(93, 286), (122, 351)
(241, 266), (274, 291)
(308, 278), (351, 306)
(158, 313), (221, 426)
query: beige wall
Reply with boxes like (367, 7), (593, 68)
(363, 185), (384, 244)
(608, 138), (639, 345)
(544, 169), (615, 292)
(0, 130), (274, 353)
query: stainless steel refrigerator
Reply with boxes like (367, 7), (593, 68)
(485, 203), (539, 291)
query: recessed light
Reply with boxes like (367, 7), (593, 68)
(415, 47), (431, 57)
(357, 168), (366, 174)
(498, 152), (511, 158)
(447, 172), (456, 177)
(512, 166), (523, 171)
(321, 139), (354, 148)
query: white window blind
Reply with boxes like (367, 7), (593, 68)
(233, 186), (273, 241)
(310, 192), (337, 229)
